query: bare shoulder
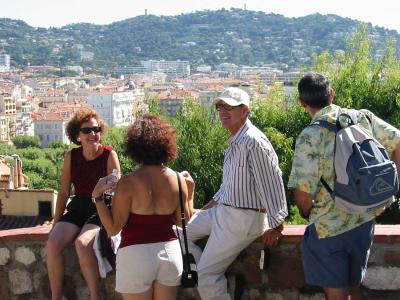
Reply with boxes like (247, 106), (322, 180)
(63, 149), (72, 161)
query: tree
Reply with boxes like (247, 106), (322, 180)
(12, 135), (41, 149)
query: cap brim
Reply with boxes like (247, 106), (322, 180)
(212, 97), (243, 106)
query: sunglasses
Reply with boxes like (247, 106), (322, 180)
(215, 103), (242, 111)
(79, 126), (101, 134)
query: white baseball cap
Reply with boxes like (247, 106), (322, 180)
(213, 87), (250, 108)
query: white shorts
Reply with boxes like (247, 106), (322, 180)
(115, 239), (183, 294)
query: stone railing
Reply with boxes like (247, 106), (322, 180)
(1, 225), (400, 300)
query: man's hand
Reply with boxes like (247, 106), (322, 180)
(260, 227), (283, 247)
(293, 189), (313, 219)
(201, 200), (218, 210)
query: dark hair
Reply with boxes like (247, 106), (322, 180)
(298, 72), (331, 109)
(125, 114), (177, 165)
(66, 108), (107, 145)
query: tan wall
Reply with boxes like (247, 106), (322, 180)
(0, 189), (57, 216)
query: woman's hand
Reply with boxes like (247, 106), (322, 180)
(92, 173), (119, 198)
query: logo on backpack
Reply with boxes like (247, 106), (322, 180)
(312, 109), (399, 214)
(370, 178), (394, 196)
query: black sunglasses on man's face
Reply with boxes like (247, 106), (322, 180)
(79, 126), (101, 134)
(215, 103), (243, 111)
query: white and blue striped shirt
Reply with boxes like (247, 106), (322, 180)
(213, 119), (288, 228)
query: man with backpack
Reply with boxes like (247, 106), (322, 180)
(288, 72), (400, 300)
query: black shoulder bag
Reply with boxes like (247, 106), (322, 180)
(175, 171), (198, 288)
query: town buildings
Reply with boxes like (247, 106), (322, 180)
(0, 54), (10, 73)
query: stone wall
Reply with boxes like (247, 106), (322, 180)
(1, 225), (400, 300)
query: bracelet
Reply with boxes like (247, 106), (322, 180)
(92, 195), (103, 204)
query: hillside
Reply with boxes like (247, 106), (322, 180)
(0, 8), (399, 68)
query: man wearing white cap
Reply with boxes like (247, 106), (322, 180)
(185, 87), (288, 299)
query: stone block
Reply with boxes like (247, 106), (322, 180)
(0, 247), (10, 265)
(240, 288), (261, 300)
(15, 246), (36, 266)
(9, 268), (33, 295)
(266, 252), (305, 288)
(363, 266), (400, 290)
(228, 252), (262, 284)
(0, 271), (10, 300)
(299, 292), (325, 300)
(40, 246), (47, 263)
(264, 289), (298, 300)
(384, 250), (400, 266)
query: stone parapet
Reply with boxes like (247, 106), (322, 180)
(1, 225), (400, 299)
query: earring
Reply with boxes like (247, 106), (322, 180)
(77, 137), (81, 142)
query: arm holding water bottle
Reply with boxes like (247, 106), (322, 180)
(92, 169), (129, 236)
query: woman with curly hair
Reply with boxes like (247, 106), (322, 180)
(92, 114), (194, 300)
(46, 108), (120, 300)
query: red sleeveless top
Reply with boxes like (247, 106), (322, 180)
(119, 213), (177, 248)
(70, 145), (112, 197)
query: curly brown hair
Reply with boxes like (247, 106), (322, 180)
(125, 114), (177, 165)
(66, 108), (107, 145)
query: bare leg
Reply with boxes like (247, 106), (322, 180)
(75, 224), (101, 300)
(47, 222), (80, 300)
(324, 287), (348, 300)
(120, 286), (152, 300)
(153, 281), (178, 300)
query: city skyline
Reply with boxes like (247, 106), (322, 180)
(1, 0), (399, 32)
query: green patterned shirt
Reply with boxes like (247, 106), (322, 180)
(288, 104), (400, 238)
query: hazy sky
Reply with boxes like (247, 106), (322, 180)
(1, 0), (399, 32)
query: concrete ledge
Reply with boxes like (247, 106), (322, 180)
(1, 224), (400, 299)
(2, 224), (400, 243)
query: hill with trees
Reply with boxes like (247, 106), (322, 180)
(0, 9), (399, 68)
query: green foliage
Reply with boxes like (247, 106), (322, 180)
(169, 100), (227, 206)
(312, 24), (400, 127)
(48, 140), (69, 150)
(102, 126), (132, 174)
(12, 135), (41, 149)
(286, 205), (308, 225)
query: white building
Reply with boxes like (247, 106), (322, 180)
(15, 100), (34, 136)
(61, 65), (84, 76)
(196, 65), (212, 73)
(88, 90), (139, 127)
(0, 93), (17, 144)
(0, 54), (10, 73)
(141, 60), (190, 77)
(198, 90), (223, 107)
(33, 113), (70, 148)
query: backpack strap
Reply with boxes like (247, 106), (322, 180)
(310, 119), (339, 133)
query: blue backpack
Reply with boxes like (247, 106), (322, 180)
(312, 109), (399, 214)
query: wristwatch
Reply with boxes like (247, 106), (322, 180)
(92, 195), (103, 204)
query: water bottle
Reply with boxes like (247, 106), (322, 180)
(104, 169), (119, 204)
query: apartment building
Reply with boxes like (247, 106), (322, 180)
(15, 100), (34, 136)
(88, 89), (144, 126)
(141, 60), (190, 77)
(158, 88), (198, 117)
(33, 112), (70, 147)
(0, 54), (10, 73)
(0, 93), (16, 144)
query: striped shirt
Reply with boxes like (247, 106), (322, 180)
(213, 119), (288, 228)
